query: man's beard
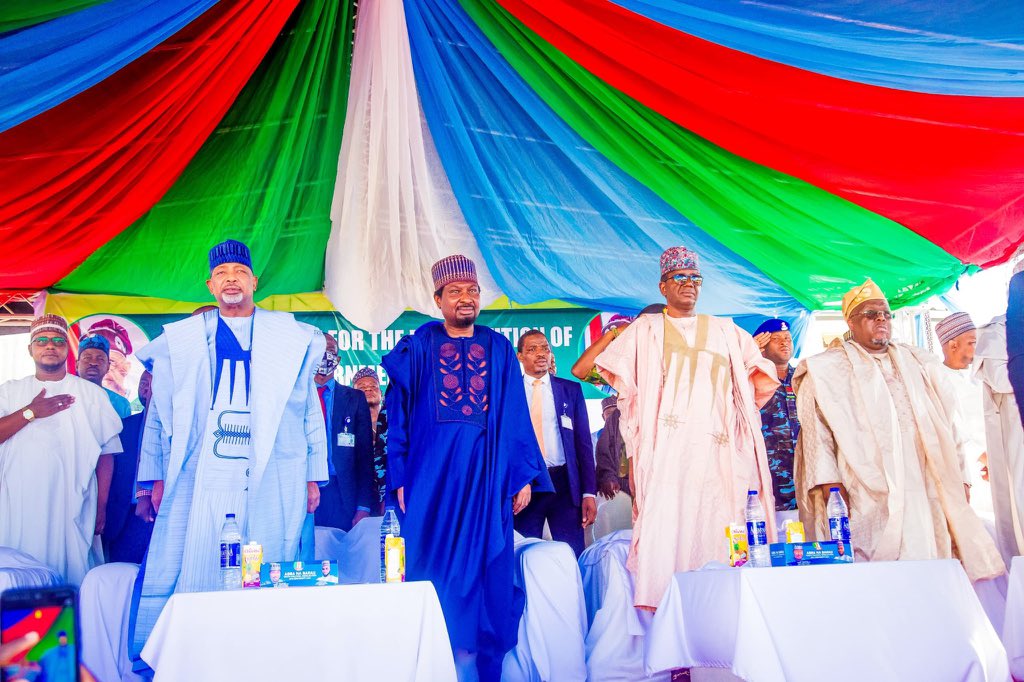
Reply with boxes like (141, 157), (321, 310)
(222, 292), (244, 305)
(872, 335), (890, 348)
(449, 310), (478, 327)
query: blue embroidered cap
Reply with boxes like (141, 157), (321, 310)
(209, 239), (253, 272)
(754, 319), (791, 336)
(350, 367), (380, 387)
(78, 334), (110, 356)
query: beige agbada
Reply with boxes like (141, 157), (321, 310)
(794, 340), (1004, 582)
(597, 313), (778, 608)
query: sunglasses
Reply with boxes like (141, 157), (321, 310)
(663, 273), (703, 286)
(32, 336), (68, 347)
(854, 309), (893, 321)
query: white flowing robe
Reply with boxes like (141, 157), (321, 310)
(975, 317), (1024, 565)
(130, 309), (328, 658)
(794, 342), (1004, 582)
(596, 314), (778, 608)
(0, 374), (122, 584)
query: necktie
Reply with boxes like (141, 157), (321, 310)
(530, 379), (546, 458)
(317, 385), (328, 422)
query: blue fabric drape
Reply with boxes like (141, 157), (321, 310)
(0, 0), (218, 133)
(404, 0), (806, 320)
(611, 0), (1024, 97)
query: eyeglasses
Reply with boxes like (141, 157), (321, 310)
(663, 273), (703, 286)
(32, 336), (68, 347)
(854, 309), (893, 321)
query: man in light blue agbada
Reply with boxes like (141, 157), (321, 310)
(129, 240), (328, 668)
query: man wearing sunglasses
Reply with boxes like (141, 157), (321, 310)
(0, 314), (123, 584)
(793, 279), (1003, 583)
(594, 246), (779, 610)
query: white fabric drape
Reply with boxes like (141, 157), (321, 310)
(325, 0), (499, 332)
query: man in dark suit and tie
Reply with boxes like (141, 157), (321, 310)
(311, 333), (375, 531)
(515, 330), (597, 556)
(102, 371), (155, 563)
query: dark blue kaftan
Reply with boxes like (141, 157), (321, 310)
(381, 322), (551, 679)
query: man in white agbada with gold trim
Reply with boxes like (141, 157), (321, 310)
(0, 314), (122, 585)
(596, 246), (779, 610)
(129, 240), (328, 668)
(794, 279), (1003, 582)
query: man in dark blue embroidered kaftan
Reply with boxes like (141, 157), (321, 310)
(381, 255), (551, 682)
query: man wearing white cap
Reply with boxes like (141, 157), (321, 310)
(794, 280), (1003, 582)
(0, 314), (123, 584)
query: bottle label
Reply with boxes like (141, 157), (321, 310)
(746, 520), (767, 546)
(221, 541), (241, 569)
(385, 536), (406, 583)
(828, 517), (851, 542)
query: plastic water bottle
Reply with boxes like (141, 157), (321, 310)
(380, 507), (401, 583)
(220, 513), (242, 590)
(827, 487), (851, 543)
(745, 490), (770, 568)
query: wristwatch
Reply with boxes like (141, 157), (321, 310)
(21, 408), (35, 422)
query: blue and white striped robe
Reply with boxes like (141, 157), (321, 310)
(129, 309), (328, 666)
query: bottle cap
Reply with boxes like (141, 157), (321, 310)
(747, 490), (757, 495)
(226, 513), (236, 519)
(829, 486), (839, 492)
(385, 505), (395, 511)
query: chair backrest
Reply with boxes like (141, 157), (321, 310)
(588, 492), (633, 547)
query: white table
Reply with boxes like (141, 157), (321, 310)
(647, 560), (1009, 682)
(1005, 556), (1024, 681)
(141, 581), (456, 681)
(80, 524), (587, 681)
(0, 546), (61, 595)
(318, 520), (589, 680)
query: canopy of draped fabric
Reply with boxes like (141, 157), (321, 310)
(0, 0), (1020, 330)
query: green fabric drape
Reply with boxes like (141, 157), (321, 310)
(459, 0), (967, 309)
(0, 0), (109, 33)
(57, 0), (355, 300)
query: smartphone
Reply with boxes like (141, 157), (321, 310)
(0, 586), (80, 682)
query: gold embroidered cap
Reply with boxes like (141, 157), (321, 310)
(841, 278), (888, 320)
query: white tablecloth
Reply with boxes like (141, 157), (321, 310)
(1005, 556), (1024, 680)
(0, 546), (61, 595)
(79, 524), (587, 682)
(319, 521), (588, 680)
(141, 581), (455, 681)
(647, 559), (1009, 682)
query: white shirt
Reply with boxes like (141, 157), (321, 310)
(523, 372), (566, 467)
(941, 364), (985, 484)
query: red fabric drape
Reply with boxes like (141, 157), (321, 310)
(0, 0), (299, 290)
(495, 0), (1024, 266)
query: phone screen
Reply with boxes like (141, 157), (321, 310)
(1, 588), (78, 682)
